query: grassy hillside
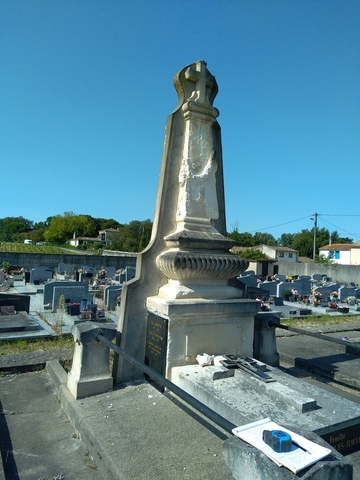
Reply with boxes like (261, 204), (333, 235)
(0, 242), (80, 255)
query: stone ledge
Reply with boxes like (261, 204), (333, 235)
(0, 349), (73, 372)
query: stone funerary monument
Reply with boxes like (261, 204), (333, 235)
(114, 60), (258, 384)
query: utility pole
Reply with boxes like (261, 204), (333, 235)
(311, 212), (318, 260)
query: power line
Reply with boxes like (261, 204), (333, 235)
(248, 215), (313, 233)
(247, 213), (360, 236)
(318, 216), (360, 237)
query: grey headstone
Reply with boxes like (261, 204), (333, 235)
(315, 284), (341, 301)
(312, 274), (324, 282)
(124, 266), (136, 282)
(43, 281), (89, 305)
(30, 267), (53, 284)
(52, 286), (88, 312)
(104, 285), (122, 310)
(291, 278), (311, 296)
(237, 272), (258, 288)
(240, 270), (255, 277)
(277, 282), (293, 298)
(259, 281), (277, 297)
(274, 274), (286, 282)
(104, 266), (116, 278)
(57, 263), (73, 274)
(339, 286), (357, 301)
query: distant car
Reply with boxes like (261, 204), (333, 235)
(36, 242), (44, 245)
(24, 239), (33, 244)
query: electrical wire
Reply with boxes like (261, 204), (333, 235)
(248, 214), (360, 236)
(248, 215), (311, 233)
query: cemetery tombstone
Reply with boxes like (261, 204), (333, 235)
(259, 281), (277, 297)
(116, 60), (254, 384)
(312, 274), (323, 282)
(30, 267), (53, 284)
(124, 266), (136, 283)
(57, 263), (73, 275)
(237, 272), (258, 288)
(274, 273), (286, 282)
(0, 293), (30, 313)
(43, 281), (89, 306)
(339, 286), (357, 301)
(291, 278), (311, 297)
(104, 266), (116, 278)
(104, 285), (122, 310)
(52, 286), (89, 312)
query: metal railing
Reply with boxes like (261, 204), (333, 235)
(268, 320), (360, 356)
(96, 333), (236, 435)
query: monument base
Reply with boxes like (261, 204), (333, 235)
(67, 373), (114, 400)
(172, 363), (360, 456)
(146, 296), (258, 380)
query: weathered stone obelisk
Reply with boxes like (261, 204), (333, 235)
(114, 61), (258, 385)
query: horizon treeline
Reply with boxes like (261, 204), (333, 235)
(0, 214), (353, 257)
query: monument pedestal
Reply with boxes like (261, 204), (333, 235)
(146, 296), (259, 380)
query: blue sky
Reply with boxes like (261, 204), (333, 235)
(1, 1), (359, 241)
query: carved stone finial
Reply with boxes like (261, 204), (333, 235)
(185, 60), (214, 105)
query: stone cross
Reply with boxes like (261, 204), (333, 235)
(185, 60), (214, 104)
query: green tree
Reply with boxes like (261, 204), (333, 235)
(108, 219), (152, 252)
(314, 254), (336, 267)
(44, 212), (98, 244)
(0, 216), (33, 241)
(94, 217), (122, 231)
(233, 249), (267, 261)
(227, 230), (254, 247)
(292, 229), (314, 257)
(292, 227), (331, 258)
(253, 232), (278, 246)
(329, 230), (353, 244)
(279, 233), (296, 248)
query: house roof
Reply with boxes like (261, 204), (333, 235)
(298, 256), (313, 263)
(255, 244), (298, 253)
(70, 236), (103, 242)
(319, 243), (352, 251)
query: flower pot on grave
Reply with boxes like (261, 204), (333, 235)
(338, 307), (349, 314)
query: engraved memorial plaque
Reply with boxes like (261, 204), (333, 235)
(321, 423), (360, 455)
(145, 313), (168, 391)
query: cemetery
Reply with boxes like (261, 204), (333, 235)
(0, 263), (136, 340)
(1, 61), (360, 479)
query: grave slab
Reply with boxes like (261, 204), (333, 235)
(0, 312), (29, 332)
(172, 363), (360, 455)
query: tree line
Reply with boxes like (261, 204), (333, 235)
(228, 229), (353, 259)
(0, 214), (353, 257)
(0, 213), (152, 253)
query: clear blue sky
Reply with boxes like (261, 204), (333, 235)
(1, 1), (359, 241)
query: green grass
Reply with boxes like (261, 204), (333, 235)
(0, 335), (74, 355)
(281, 314), (360, 328)
(0, 242), (85, 255)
